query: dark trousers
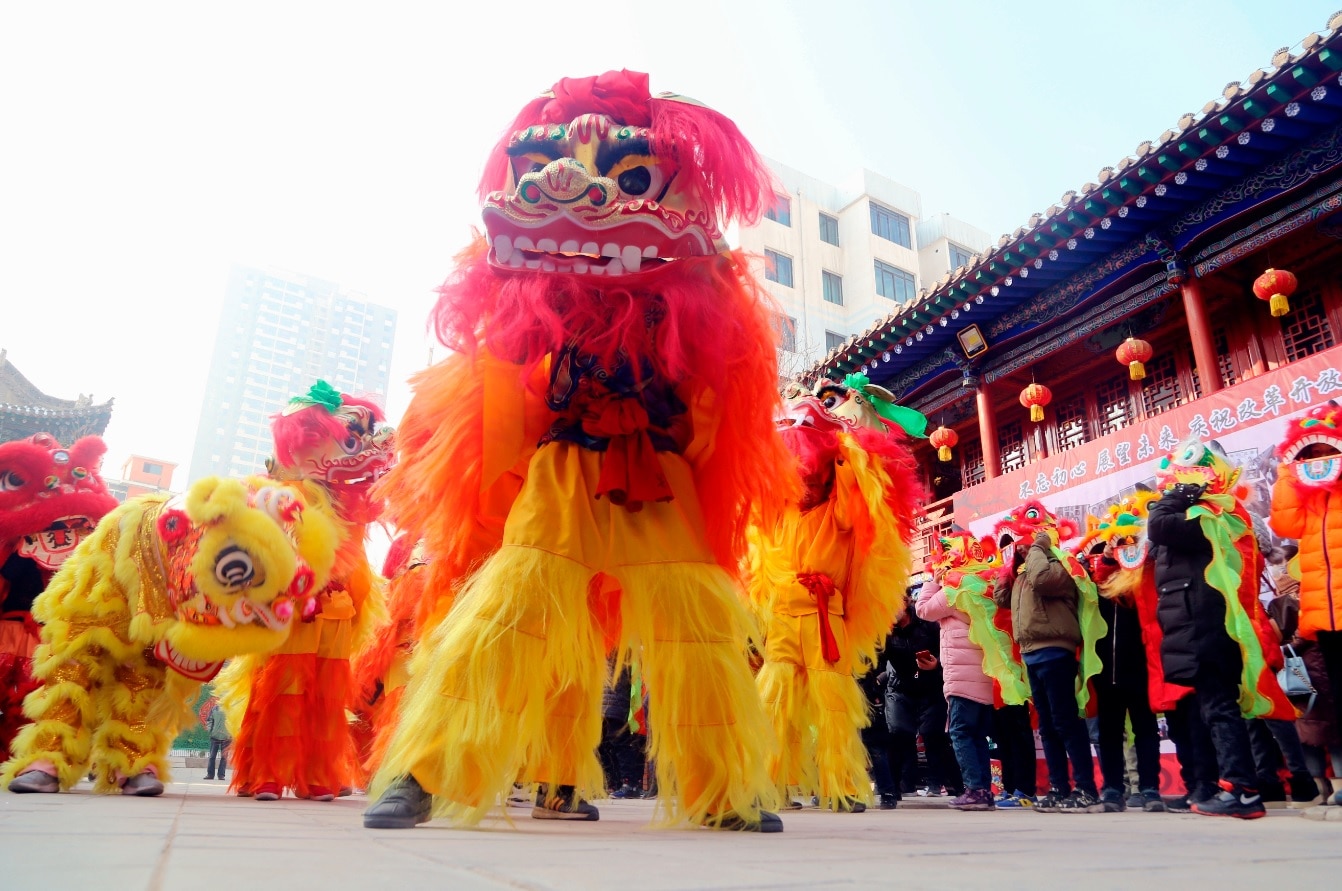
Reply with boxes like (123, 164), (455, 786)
(1317, 631), (1342, 735)
(1193, 664), (1255, 789)
(947, 696), (994, 791)
(1026, 652), (1097, 796)
(888, 692), (963, 794)
(1093, 680), (1161, 794)
(207, 739), (229, 778)
(597, 717), (645, 790)
(862, 716), (900, 797)
(1248, 717), (1310, 787)
(1166, 693), (1217, 795)
(993, 703), (1038, 796)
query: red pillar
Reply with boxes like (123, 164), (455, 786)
(977, 383), (1000, 480)
(1181, 277), (1223, 396)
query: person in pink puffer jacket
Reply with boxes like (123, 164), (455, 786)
(916, 578), (997, 811)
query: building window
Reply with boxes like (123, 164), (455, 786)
(870, 204), (911, 248)
(825, 330), (846, 352)
(776, 315), (797, 352)
(962, 438), (985, 488)
(1054, 394), (1088, 451)
(765, 192), (791, 227)
(142, 462), (164, 476)
(999, 420), (1029, 474)
(765, 250), (794, 287)
(822, 271), (844, 305)
(1214, 327), (1239, 389)
(1096, 373), (1133, 436)
(1281, 284), (1335, 363)
(819, 213), (840, 246)
(874, 260), (915, 302)
(1140, 352), (1184, 417)
(948, 243), (974, 270)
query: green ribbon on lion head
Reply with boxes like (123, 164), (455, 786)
(842, 373), (928, 438)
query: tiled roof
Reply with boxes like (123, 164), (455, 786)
(811, 11), (1342, 392)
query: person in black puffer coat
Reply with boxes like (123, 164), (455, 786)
(1149, 480), (1261, 818)
(884, 598), (963, 797)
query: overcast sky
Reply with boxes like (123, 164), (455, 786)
(2, 0), (1334, 480)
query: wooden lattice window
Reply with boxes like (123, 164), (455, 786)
(1140, 352), (1184, 417)
(1282, 284), (1336, 363)
(1000, 420), (1029, 474)
(1214, 327), (1239, 388)
(1055, 393), (1088, 451)
(962, 438), (985, 487)
(1096, 373), (1133, 436)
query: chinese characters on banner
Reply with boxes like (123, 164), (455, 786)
(953, 345), (1342, 537)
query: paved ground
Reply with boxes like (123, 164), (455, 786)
(1, 766), (1339, 891)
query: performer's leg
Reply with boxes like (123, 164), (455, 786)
(370, 545), (605, 827)
(88, 653), (173, 795)
(809, 668), (872, 811)
(755, 659), (811, 802)
(619, 561), (776, 829)
(1, 642), (102, 792)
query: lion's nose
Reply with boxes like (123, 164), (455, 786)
(517, 158), (615, 208)
(214, 546), (256, 589)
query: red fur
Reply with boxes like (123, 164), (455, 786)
(0, 435), (116, 541)
(270, 393), (385, 470)
(426, 243), (795, 569)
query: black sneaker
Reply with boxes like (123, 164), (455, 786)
(363, 775), (433, 829)
(1192, 783), (1265, 820)
(610, 784), (641, 799)
(712, 810), (784, 832)
(878, 793), (899, 810)
(1165, 794), (1191, 813)
(1096, 789), (1126, 812)
(1125, 791), (1144, 810)
(1033, 788), (1068, 813)
(1056, 790), (1103, 813)
(533, 784), (599, 821)
(1141, 789), (1166, 812)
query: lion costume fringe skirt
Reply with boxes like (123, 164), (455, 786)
(372, 443), (775, 827)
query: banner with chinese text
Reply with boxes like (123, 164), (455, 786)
(953, 344), (1342, 541)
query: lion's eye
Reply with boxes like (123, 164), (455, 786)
(0, 471), (24, 491)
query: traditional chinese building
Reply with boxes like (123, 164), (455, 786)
(0, 349), (114, 445)
(808, 13), (1342, 566)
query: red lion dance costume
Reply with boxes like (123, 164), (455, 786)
(747, 375), (921, 811)
(216, 381), (393, 802)
(364, 70), (793, 832)
(0, 434), (118, 761)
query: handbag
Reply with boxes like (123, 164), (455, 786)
(1277, 644), (1317, 715)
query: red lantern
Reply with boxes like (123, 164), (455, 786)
(1115, 337), (1153, 381)
(1253, 268), (1298, 318)
(1019, 383), (1052, 423)
(929, 426), (958, 462)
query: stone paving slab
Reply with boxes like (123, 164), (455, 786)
(1, 766), (1339, 891)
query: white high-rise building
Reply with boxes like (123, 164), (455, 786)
(188, 265), (396, 483)
(738, 160), (993, 377)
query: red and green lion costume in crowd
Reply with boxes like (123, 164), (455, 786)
(216, 382), (393, 802)
(993, 500), (1104, 713)
(2, 476), (337, 794)
(1076, 491), (1192, 713)
(746, 374), (922, 811)
(929, 530), (1029, 706)
(364, 69), (795, 832)
(1271, 401), (1342, 640)
(0, 434), (119, 761)
(1156, 441), (1291, 718)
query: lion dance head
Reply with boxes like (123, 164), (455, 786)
(1276, 400), (1342, 493)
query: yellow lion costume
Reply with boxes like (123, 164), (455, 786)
(749, 375), (923, 811)
(1, 477), (337, 795)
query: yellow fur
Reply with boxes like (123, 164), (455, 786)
(0, 477), (337, 792)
